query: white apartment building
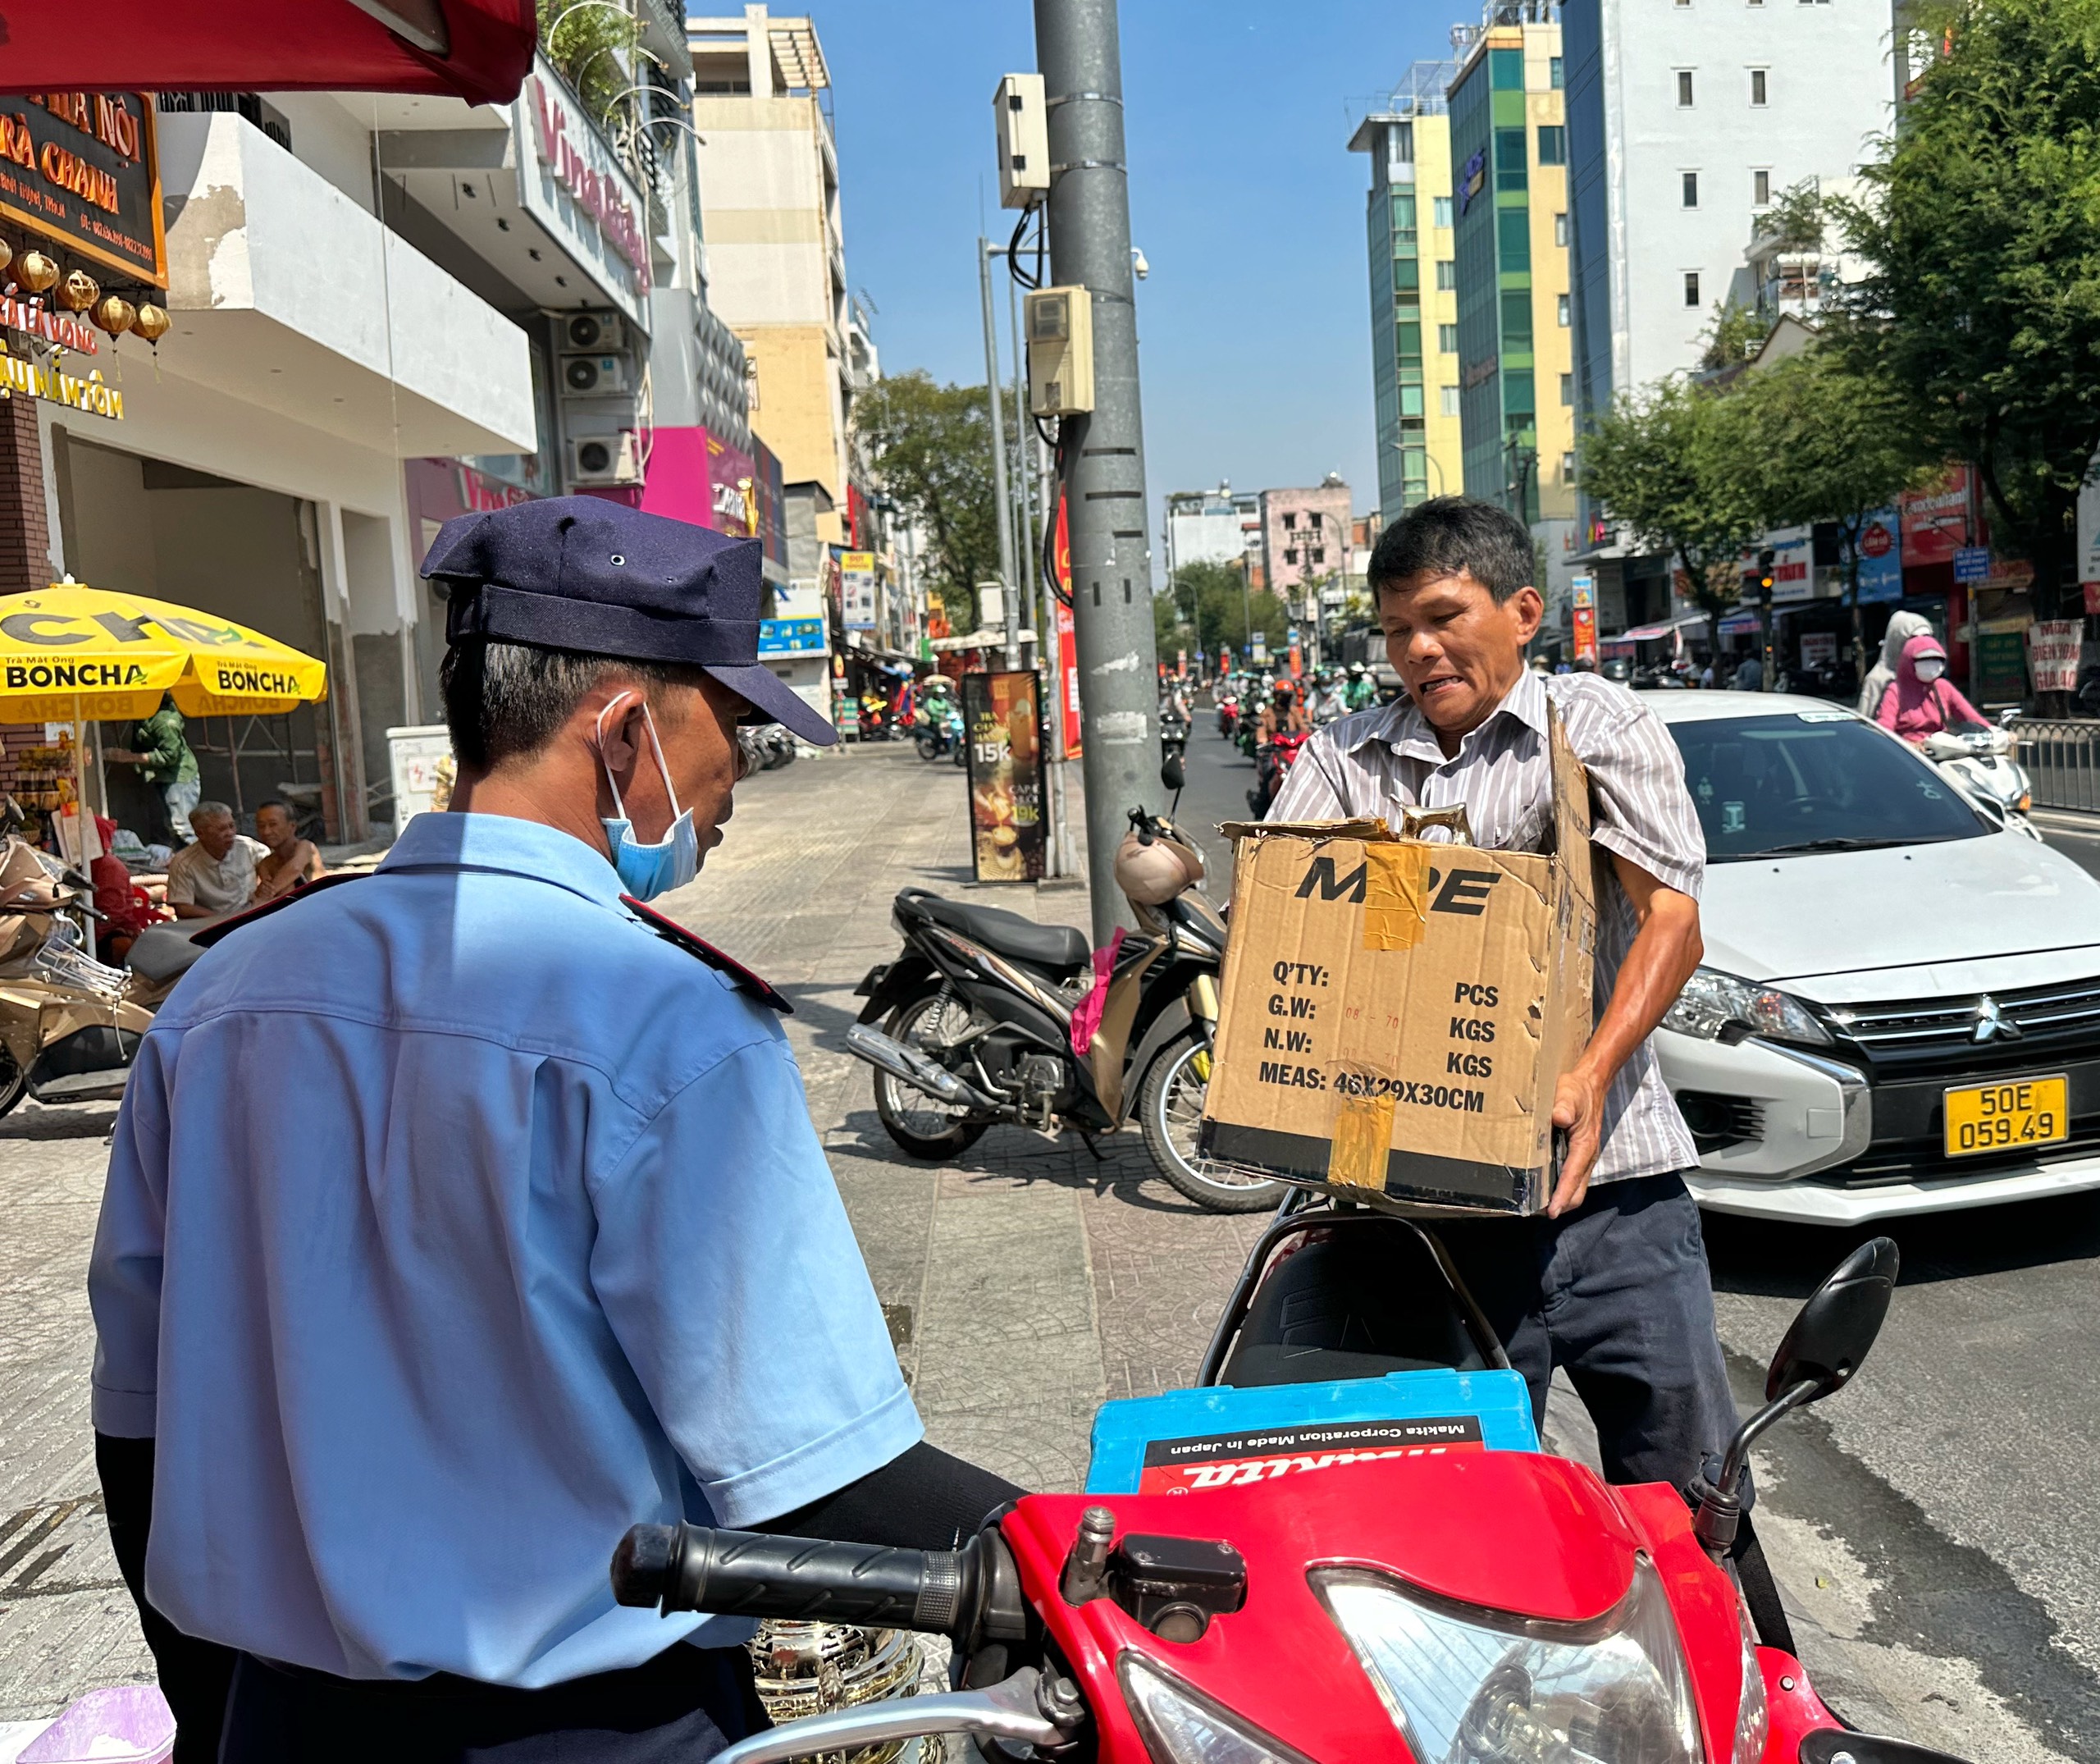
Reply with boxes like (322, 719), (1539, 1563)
(1564, 0), (1892, 421)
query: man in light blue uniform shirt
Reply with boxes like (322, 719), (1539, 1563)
(89, 500), (1016, 1763)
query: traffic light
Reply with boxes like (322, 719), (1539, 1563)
(1755, 547), (1776, 601)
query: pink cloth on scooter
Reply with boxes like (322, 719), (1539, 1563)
(1069, 928), (1125, 1058)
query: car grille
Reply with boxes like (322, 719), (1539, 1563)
(1823, 976), (2100, 1080)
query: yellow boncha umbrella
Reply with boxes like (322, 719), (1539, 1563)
(0, 584), (328, 723)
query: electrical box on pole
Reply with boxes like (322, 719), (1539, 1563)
(995, 74), (1050, 208)
(1025, 286), (1095, 416)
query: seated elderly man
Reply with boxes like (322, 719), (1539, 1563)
(252, 799), (325, 903)
(164, 802), (269, 921)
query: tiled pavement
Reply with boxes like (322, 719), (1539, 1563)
(0, 742), (1271, 1719)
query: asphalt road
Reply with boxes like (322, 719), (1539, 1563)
(1174, 706), (2100, 1762)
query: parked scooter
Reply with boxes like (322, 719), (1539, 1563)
(0, 839), (158, 1114)
(847, 757), (1271, 1211)
(1927, 713), (2042, 839)
(614, 1218), (1965, 1764)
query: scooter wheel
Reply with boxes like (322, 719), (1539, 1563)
(1140, 1031), (1289, 1213)
(873, 990), (993, 1161)
(0, 1052), (24, 1119)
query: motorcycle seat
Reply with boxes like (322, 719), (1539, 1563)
(911, 893), (1093, 974)
(1219, 1231), (1489, 1387)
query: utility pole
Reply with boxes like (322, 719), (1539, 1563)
(977, 238), (1022, 669)
(1035, 0), (1159, 943)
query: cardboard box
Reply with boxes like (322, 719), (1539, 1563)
(1198, 703), (1596, 1213)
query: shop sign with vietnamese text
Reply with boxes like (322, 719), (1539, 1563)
(1855, 507), (1901, 603)
(840, 551), (878, 630)
(0, 340), (121, 421)
(759, 618), (827, 656)
(1900, 466), (1974, 567)
(515, 57), (650, 326)
(2027, 619), (2081, 694)
(0, 92), (165, 286)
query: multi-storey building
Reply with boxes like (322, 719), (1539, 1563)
(689, 7), (855, 549)
(1164, 484), (1260, 581)
(1260, 478), (1355, 628)
(1349, 61), (1463, 530)
(1448, 4), (1574, 555)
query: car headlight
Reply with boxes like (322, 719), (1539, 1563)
(1664, 967), (1831, 1046)
(1732, 1598), (1769, 1764)
(1118, 1654), (1313, 1764)
(1313, 1557), (1703, 1764)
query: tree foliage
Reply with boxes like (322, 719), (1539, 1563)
(1153, 560), (1290, 660)
(1732, 343), (1933, 659)
(851, 371), (1007, 633)
(1577, 378), (1763, 630)
(1834, 0), (2100, 615)
(1697, 300), (1771, 372)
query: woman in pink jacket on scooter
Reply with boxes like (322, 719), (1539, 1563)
(1876, 630), (1984, 743)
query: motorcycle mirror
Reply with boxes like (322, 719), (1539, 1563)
(1765, 1236), (1900, 1404)
(1161, 752), (1185, 793)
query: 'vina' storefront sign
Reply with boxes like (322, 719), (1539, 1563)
(518, 59), (650, 324)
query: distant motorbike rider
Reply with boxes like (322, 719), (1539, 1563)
(1307, 670), (1347, 725)
(1857, 610), (1933, 719)
(1344, 662), (1376, 712)
(1255, 677), (1309, 747)
(1877, 632), (1984, 745)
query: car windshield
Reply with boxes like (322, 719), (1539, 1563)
(1667, 712), (1991, 861)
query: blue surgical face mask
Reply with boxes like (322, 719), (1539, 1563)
(598, 696), (701, 900)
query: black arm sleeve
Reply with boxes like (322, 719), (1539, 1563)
(760, 1442), (1025, 1552)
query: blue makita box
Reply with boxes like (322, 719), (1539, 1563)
(1084, 1368), (1540, 1496)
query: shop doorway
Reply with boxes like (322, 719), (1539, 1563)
(52, 435), (355, 843)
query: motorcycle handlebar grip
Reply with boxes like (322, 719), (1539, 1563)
(612, 1524), (966, 1634)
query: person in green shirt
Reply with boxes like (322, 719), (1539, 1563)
(1344, 662), (1376, 712)
(107, 695), (202, 845)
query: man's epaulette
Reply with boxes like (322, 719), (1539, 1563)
(189, 873), (366, 948)
(620, 895), (791, 1014)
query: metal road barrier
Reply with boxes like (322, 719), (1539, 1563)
(2011, 718), (2100, 811)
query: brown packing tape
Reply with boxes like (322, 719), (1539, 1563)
(1361, 843), (1431, 951)
(1326, 1087), (1396, 1190)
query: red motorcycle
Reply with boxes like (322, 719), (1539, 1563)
(1246, 727), (1308, 818)
(614, 1231), (1964, 1764)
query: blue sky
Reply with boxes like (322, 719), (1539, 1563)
(818, 0), (1458, 545)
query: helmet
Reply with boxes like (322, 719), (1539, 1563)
(1348, 662), (1365, 674)
(1273, 678), (1299, 701)
(1115, 829), (1204, 905)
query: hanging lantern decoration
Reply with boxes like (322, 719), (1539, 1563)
(0, 238), (13, 278)
(16, 250), (59, 294)
(57, 270), (99, 313)
(130, 303), (171, 343)
(90, 294), (137, 337)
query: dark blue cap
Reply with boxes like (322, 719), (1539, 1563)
(421, 496), (834, 746)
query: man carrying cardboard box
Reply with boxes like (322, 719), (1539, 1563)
(1267, 496), (1724, 1495)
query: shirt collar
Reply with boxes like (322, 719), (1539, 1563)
(379, 811), (626, 910)
(1342, 666), (1550, 763)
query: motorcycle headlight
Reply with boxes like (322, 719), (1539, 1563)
(1312, 1557), (1704, 1764)
(1663, 967), (1831, 1046)
(1119, 1654), (1314, 1764)
(1732, 1599), (1769, 1764)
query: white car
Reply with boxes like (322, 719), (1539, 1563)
(1647, 691), (2100, 1224)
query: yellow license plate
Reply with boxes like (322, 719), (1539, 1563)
(1942, 1075), (2070, 1158)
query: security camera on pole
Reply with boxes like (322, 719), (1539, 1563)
(994, 0), (1162, 944)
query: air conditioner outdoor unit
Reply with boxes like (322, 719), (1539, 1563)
(563, 353), (632, 395)
(561, 310), (627, 353)
(567, 431), (640, 487)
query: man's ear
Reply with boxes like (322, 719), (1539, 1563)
(591, 687), (648, 778)
(1509, 585), (1545, 645)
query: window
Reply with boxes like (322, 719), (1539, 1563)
(1536, 125), (1566, 165)
(1683, 270), (1701, 307)
(1751, 67), (1768, 104)
(1677, 69), (1695, 106)
(1309, 511), (1325, 528)
(1311, 547), (1326, 564)
(1436, 259), (1457, 290)
(1284, 547), (1299, 565)
(1554, 211), (1568, 246)
(1282, 512), (1296, 530)
(1495, 126), (1529, 190)
(1433, 195), (1454, 227)
(1754, 167), (1771, 205)
(1550, 55), (1565, 89)
(1682, 170), (1700, 208)
(1439, 322), (1459, 353)
(1560, 372), (1574, 405)
(1557, 293), (1571, 326)
(1562, 451), (1576, 482)
(1400, 384), (1424, 416)
(1441, 385), (1462, 416)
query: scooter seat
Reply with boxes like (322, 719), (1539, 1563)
(911, 894), (1092, 973)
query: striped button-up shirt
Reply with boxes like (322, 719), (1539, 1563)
(1268, 668), (1702, 1185)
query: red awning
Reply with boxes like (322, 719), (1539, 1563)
(0, 1), (538, 110)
